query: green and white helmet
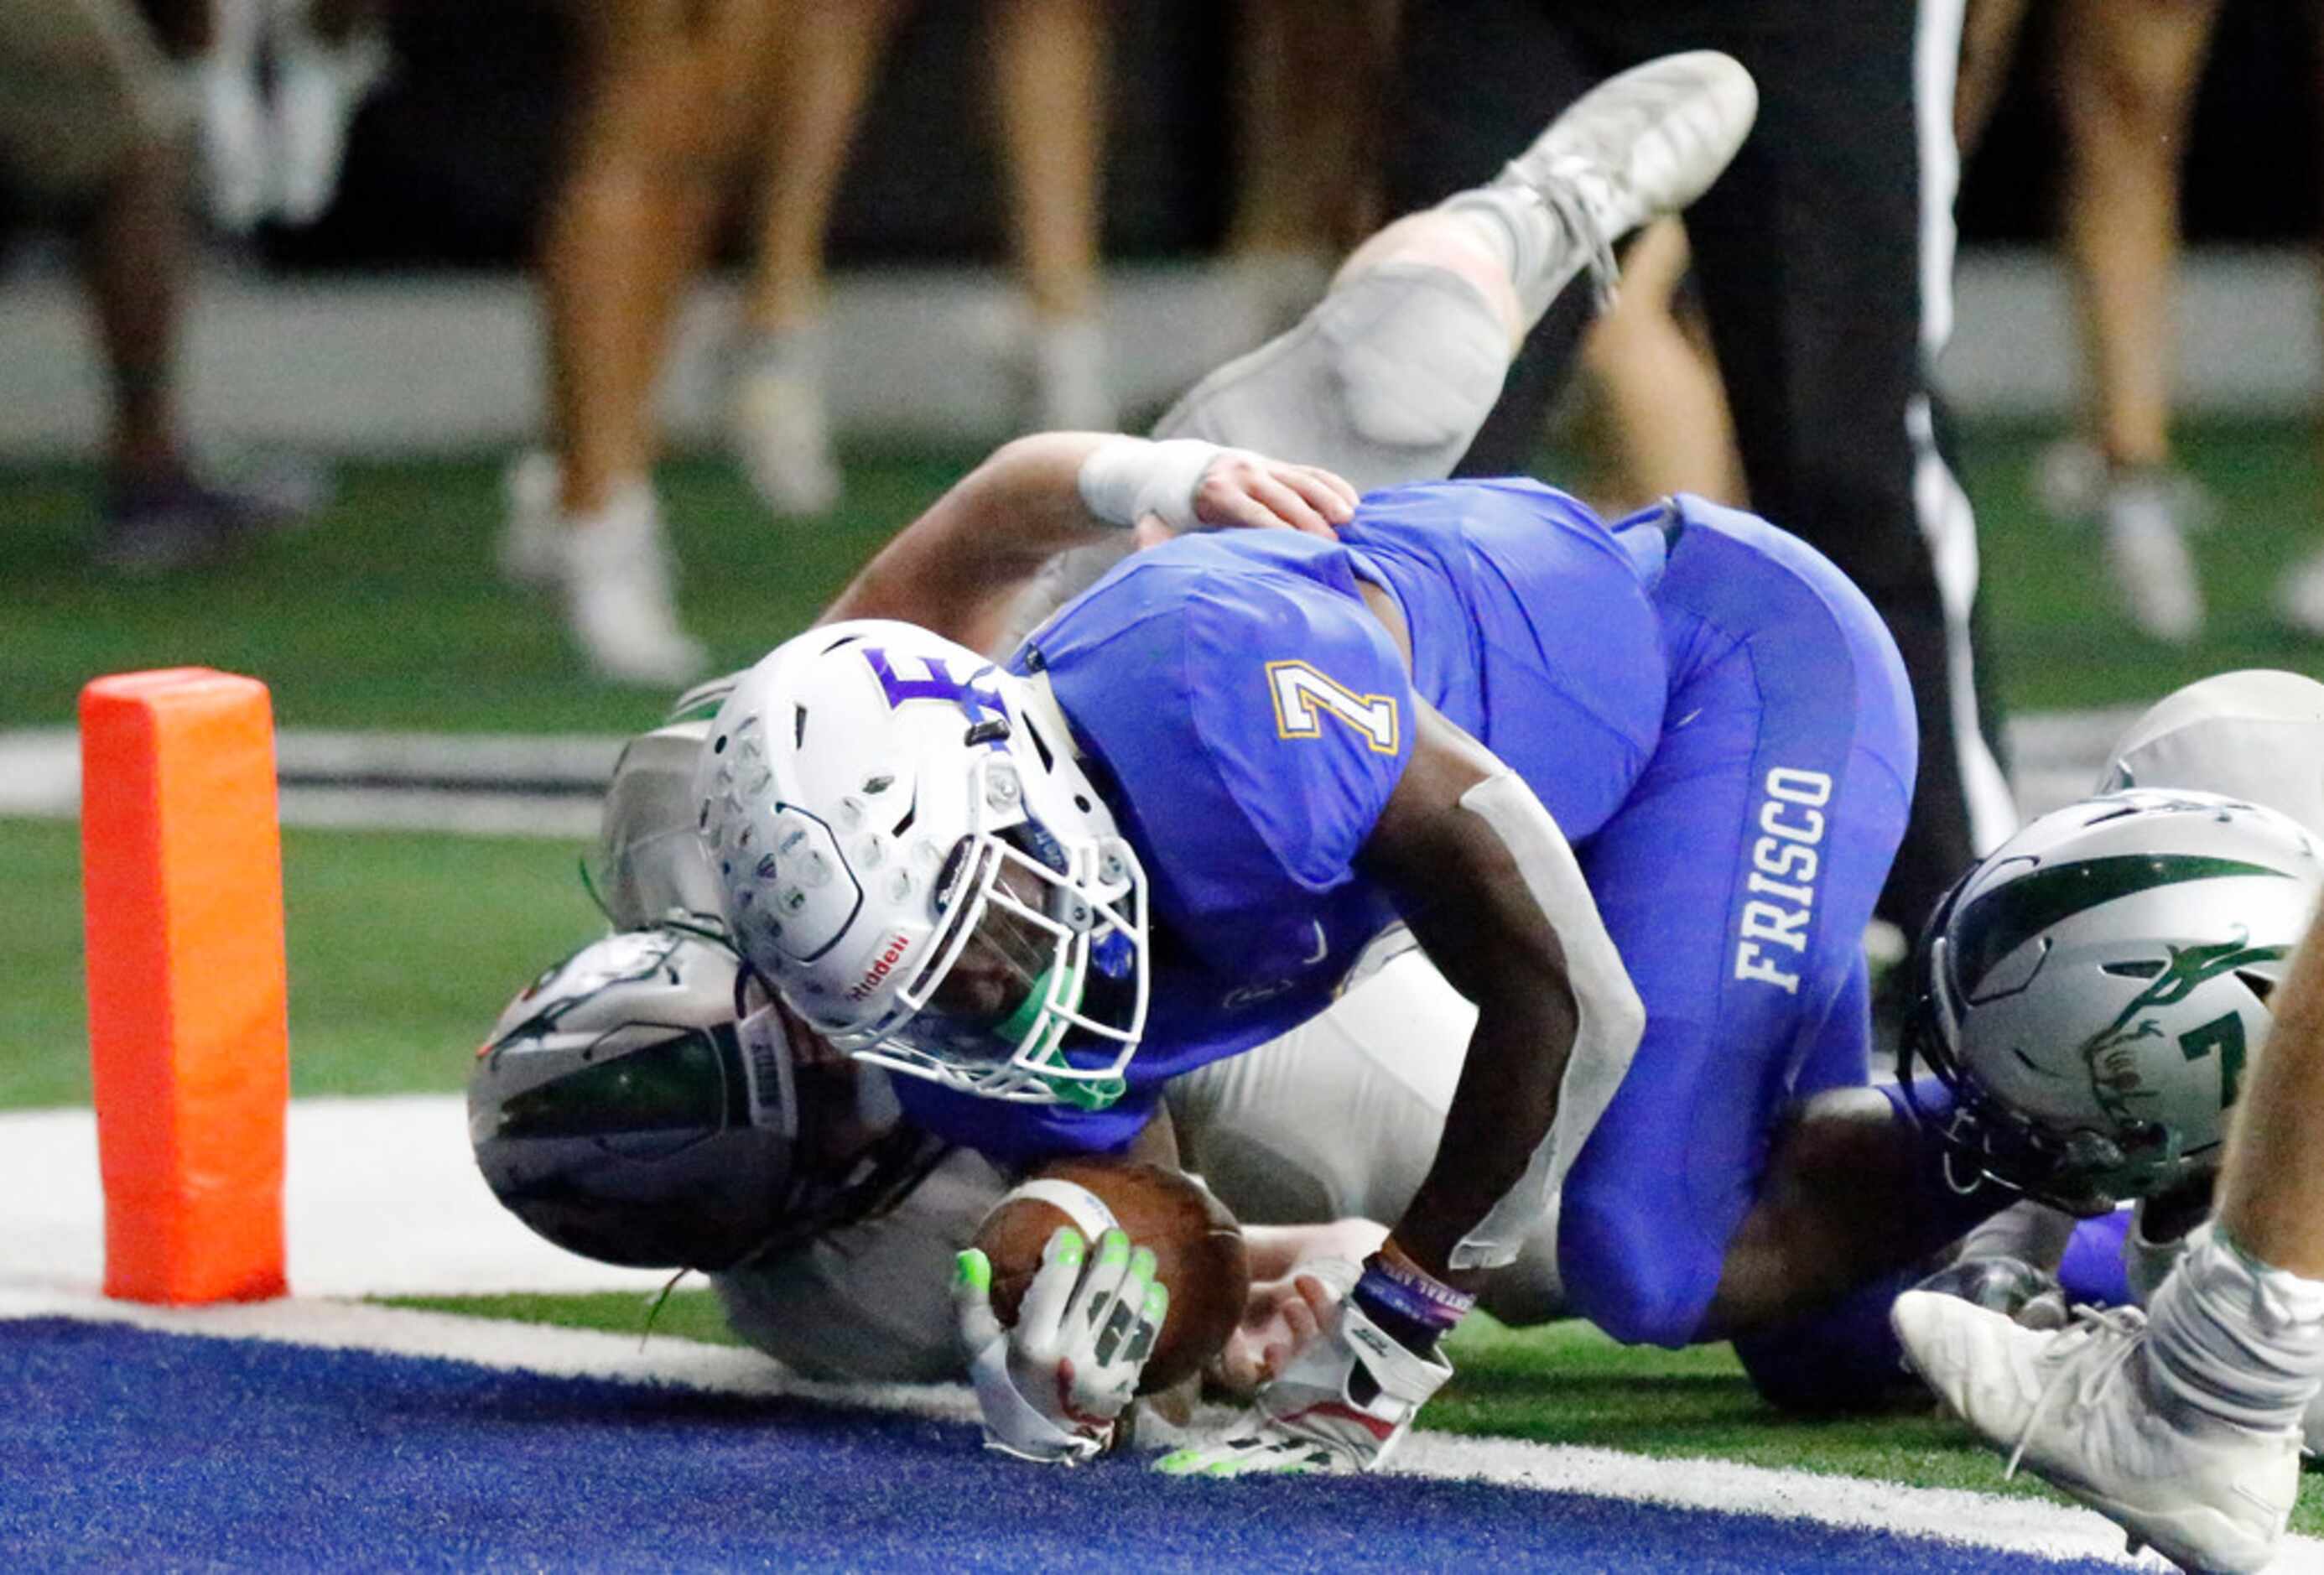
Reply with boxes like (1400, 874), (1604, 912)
(1901, 788), (2324, 1209)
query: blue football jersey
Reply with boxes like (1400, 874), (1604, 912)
(894, 479), (1668, 1162)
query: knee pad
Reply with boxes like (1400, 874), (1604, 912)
(1324, 265), (1510, 453)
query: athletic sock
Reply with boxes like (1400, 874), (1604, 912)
(1433, 185), (1581, 329)
(2144, 1224), (2324, 1436)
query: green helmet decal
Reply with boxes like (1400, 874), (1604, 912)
(2079, 932), (2285, 1135)
(1953, 854), (2291, 995)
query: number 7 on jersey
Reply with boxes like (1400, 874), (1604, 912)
(1267, 660), (1401, 754)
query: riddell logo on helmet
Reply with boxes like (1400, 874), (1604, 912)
(847, 933), (914, 1001)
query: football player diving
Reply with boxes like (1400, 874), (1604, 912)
(689, 19), (2324, 1472)
(685, 31), (2099, 1474)
(474, 49), (1759, 1464)
(473, 715), (1542, 1401)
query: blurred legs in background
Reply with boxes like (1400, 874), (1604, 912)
(2271, 28), (2324, 641)
(2052, 0), (2221, 645)
(511, 0), (782, 685)
(1570, 216), (1743, 516)
(734, 0), (1115, 518)
(988, 0), (1111, 430)
(0, 0), (304, 573)
(1223, 0), (1401, 330)
(731, 0), (907, 518)
(200, 0), (387, 234)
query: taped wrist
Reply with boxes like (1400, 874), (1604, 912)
(1075, 436), (1223, 533)
(1351, 1250), (1474, 1355)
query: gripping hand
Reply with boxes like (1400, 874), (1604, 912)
(954, 1225), (1168, 1464)
(1156, 1289), (1452, 1477)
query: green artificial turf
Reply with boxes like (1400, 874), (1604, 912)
(6, 419), (2321, 735)
(0, 816), (598, 1108)
(0, 445), (966, 735)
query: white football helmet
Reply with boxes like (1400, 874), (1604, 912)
(693, 620), (1147, 1108)
(2098, 668), (2324, 839)
(1901, 788), (2324, 1209)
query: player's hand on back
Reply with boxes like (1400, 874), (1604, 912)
(1132, 452), (1359, 548)
(954, 1224), (1168, 1464)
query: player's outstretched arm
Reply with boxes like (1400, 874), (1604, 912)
(1361, 704), (1641, 1288)
(1160, 704), (1642, 1476)
(821, 432), (1356, 654)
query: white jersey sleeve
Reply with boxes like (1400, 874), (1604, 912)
(1166, 942), (1568, 1326)
(710, 1146), (1012, 1383)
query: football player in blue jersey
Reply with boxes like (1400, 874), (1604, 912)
(686, 50), (2082, 1474)
(479, 49), (1760, 1470)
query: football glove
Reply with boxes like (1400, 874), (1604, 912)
(954, 1224), (1167, 1465)
(1155, 1284), (1452, 1477)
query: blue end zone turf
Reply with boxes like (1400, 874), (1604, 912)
(3, 1319), (2125, 1572)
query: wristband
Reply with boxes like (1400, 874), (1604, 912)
(1353, 1249), (1475, 1342)
(1075, 436), (1223, 533)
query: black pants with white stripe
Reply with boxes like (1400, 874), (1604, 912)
(1389, 0), (2014, 941)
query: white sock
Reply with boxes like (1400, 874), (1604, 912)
(1433, 186), (1578, 327)
(2144, 1223), (2324, 1435)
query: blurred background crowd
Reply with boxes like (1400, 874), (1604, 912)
(5, 0), (2324, 957)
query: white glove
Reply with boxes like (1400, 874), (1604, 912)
(1154, 1290), (1452, 1476)
(954, 1224), (1167, 1465)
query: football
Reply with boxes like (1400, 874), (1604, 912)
(971, 1157), (1249, 1392)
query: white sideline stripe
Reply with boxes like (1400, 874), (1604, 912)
(4, 1099), (2316, 1570)
(2, 1289), (2290, 1571)
(0, 1099), (668, 1301)
(0, 1287), (2231, 1571)
(0, 711), (2133, 829)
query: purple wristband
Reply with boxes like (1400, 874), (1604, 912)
(1354, 1251), (1475, 1337)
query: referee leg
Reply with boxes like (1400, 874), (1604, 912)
(1678, 0), (2015, 937)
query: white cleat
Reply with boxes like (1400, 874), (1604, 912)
(200, 0), (273, 233)
(2101, 474), (2204, 644)
(499, 449), (564, 589)
(1497, 50), (1760, 300)
(557, 481), (708, 688)
(1892, 1290), (2299, 1575)
(2275, 543), (2324, 642)
(730, 328), (842, 517)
